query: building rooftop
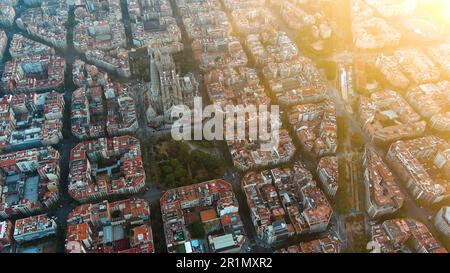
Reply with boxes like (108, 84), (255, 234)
(0, 146), (60, 218)
(242, 161), (332, 245)
(9, 34), (51, 58)
(72, 59), (109, 88)
(66, 198), (154, 253)
(275, 235), (341, 253)
(71, 86), (106, 140)
(353, 17), (401, 50)
(1, 51), (65, 93)
(17, 1), (68, 49)
(71, 0), (130, 77)
(406, 81), (450, 133)
(363, 147), (404, 218)
(317, 156), (339, 197)
(386, 135), (450, 205)
(227, 127), (296, 171)
(160, 179), (246, 253)
(364, 0), (417, 18)
(68, 136), (146, 203)
(359, 90), (426, 144)
(371, 218), (446, 253)
(288, 100), (337, 157)
(427, 43), (450, 78)
(13, 214), (56, 239)
(0, 92), (64, 152)
(0, 29), (7, 61)
(128, 0), (183, 53)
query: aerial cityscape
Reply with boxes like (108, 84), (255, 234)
(0, 0), (449, 255)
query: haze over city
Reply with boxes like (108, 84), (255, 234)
(0, 0), (449, 255)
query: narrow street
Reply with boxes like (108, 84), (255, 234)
(48, 4), (78, 237)
(132, 82), (153, 140)
(119, 0), (134, 49)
